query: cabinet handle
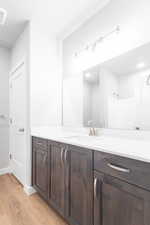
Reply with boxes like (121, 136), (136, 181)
(107, 163), (130, 173)
(64, 147), (69, 163)
(18, 128), (25, 132)
(43, 152), (47, 164)
(61, 148), (65, 165)
(94, 178), (98, 198)
(37, 142), (43, 146)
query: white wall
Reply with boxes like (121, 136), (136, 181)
(63, 74), (83, 126)
(11, 25), (30, 69)
(0, 47), (10, 170)
(30, 22), (62, 127)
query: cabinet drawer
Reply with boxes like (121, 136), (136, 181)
(94, 151), (150, 191)
(32, 137), (48, 151)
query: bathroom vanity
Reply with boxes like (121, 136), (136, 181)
(32, 132), (150, 225)
(31, 11), (150, 225)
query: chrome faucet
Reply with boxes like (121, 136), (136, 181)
(88, 120), (96, 136)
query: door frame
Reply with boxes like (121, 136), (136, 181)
(9, 57), (31, 188)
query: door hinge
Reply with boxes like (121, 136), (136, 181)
(10, 118), (12, 124)
(9, 153), (12, 160)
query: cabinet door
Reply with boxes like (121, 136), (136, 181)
(50, 143), (69, 217)
(32, 148), (49, 200)
(69, 147), (93, 225)
(94, 171), (150, 225)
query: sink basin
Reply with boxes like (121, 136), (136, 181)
(63, 135), (107, 145)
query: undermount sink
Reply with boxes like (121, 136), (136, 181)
(63, 135), (107, 145)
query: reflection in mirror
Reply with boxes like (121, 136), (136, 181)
(63, 42), (150, 130)
(83, 71), (101, 127)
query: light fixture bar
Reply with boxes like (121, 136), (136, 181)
(0, 8), (7, 25)
(74, 25), (120, 57)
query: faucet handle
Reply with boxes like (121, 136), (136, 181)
(89, 127), (93, 136)
(88, 120), (93, 126)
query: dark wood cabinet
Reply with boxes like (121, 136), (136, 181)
(32, 136), (150, 225)
(68, 146), (93, 225)
(94, 151), (150, 191)
(94, 171), (150, 225)
(49, 142), (69, 217)
(32, 139), (49, 200)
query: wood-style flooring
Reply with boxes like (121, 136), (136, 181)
(0, 174), (68, 225)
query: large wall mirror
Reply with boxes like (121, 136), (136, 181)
(63, 42), (150, 130)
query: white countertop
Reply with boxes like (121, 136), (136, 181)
(31, 126), (150, 163)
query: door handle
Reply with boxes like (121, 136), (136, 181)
(18, 128), (25, 132)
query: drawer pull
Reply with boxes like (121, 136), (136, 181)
(107, 163), (130, 173)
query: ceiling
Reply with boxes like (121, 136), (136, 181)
(102, 42), (150, 76)
(87, 41), (150, 77)
(0, 0), (110, 48)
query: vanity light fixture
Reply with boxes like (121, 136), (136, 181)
(74, 25), (120, 58)
(85, 72), (92, 79)
(146, 74), (150, 86)
(0, 8), (7, 25)
(136, 62), (145, 69)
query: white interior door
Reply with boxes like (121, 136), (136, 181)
(10, 61), (27, 185)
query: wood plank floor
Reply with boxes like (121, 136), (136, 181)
(0, 174), (68, 225)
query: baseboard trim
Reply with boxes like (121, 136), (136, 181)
(0, 167), (11, 176)
(24, 185), (36, 196)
